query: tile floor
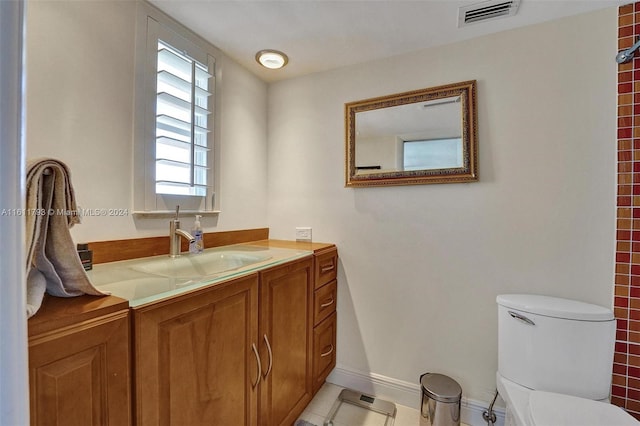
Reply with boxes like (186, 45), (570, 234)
(297, 383), (470, 426)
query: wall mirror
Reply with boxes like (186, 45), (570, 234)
(345, 80), (478, 187)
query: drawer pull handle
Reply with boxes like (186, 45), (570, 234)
(251, 343), (262, 388)
(263, 334), (273, 379)
(320, 344), (334, 358)
(320, 264), (335, 273)
(320, 298), (335, 308)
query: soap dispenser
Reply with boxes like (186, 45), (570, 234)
(189, 215), (204, 254)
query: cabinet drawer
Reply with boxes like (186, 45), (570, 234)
(315, 248), (337, 289)
(313, 312), (337, 393)
(314, 279), (336, 326)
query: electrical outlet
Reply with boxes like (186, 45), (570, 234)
(295, 227), (312, 242)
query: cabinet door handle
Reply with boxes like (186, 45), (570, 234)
(320, 263), (335, 273)
(320, 298), (334, 308)
(251, 343), (262, 388)
(263, 334), (273, 379)
(320, 344), (334, 358)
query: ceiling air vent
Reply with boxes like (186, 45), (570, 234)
(458, 0), (521, 27)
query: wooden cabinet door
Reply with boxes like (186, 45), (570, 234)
(259, 257), (313, 426)
(28, 309), (131, 426)
(134, 274), (259, 426)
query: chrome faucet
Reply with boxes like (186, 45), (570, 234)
(169, 206), (195, 258)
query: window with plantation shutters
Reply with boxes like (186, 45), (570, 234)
(133, 8), (220, 214)
(155, 40), (211, 196)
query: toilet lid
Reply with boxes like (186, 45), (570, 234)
(528, 391), (639, 426)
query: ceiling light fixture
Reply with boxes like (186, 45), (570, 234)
(255, 49), (289, 69)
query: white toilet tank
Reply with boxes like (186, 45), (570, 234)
(497, 294), (616, 400)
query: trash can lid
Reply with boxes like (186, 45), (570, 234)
(420, 373), (462, 403)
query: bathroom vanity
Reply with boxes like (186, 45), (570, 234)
(27, 238), (337, 426)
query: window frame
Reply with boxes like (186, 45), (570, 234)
(402, 137), (463, 171)
(133, 2), (221, 216)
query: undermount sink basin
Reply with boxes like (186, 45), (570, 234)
(97, 277), (179, 300)
(130, 250), (272, 279)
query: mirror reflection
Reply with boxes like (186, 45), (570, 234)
(345, 80), (477, 187)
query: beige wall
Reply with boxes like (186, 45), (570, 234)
(267, 7), (617, 404)
(25, 0), (269, 243)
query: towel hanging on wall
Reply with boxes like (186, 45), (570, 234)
(25, 158), (107, 318)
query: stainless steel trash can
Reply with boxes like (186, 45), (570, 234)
(420, 373), (461, 426)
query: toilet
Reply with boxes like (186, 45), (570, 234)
(496, 294), (639, 426)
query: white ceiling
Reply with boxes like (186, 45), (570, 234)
(149, 0), (624, 83)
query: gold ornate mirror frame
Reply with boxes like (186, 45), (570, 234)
(345, 80), (478, 187)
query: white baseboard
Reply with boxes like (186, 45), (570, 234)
(326, 366), (505, 426)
